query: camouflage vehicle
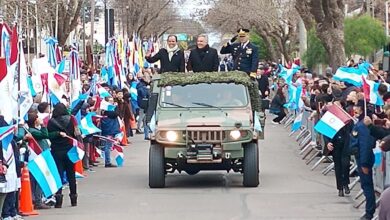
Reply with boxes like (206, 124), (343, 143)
(146, 71), (265, 188)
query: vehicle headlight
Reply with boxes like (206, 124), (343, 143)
(230, 130), (241, 140)
(166, 131), (178, 142)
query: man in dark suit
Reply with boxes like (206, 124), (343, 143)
(145, 35), (185, 73)
(220, 28), (259, 77)
(187, 34), (219, 72)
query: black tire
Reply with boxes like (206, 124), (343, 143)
(149, 143), (165, 188)
(243, 142), (259, 187)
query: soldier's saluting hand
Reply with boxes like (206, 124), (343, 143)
(220, 29), (259, 78)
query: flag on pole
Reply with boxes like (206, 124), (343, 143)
(314, 104), (352, 138)
(53, 73), (67, 86)
(291, 112), (303, 132)
(97, 84), (111, 98)
(27, 150), (63, 198)
(100, 100), (116, 111)
(362, 76), (384, 106)
(333, 66), (366, 87)
(9, 24), (18, 66)
(0, 58), (7, 83)
(79, 112), (101, 136)
(112, 145), (124, 167)
(0, 125), (14, 150)
(67, 137), (85, 163)
(27, 137), (43, 161)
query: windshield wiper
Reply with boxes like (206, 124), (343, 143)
(162, 102), (190, 110)
(191, 102), (227, 116)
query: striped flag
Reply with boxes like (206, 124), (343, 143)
(95, 147), (103, 159)
(53, 73), (67, 86)
(97, 84), (111, 98)
(27, 150), (62, 198)
(291, 112), (303, 132)
(27, 137), (43, 161)
(333, 66), (366, 87)
(314, 104), (352, 138)
(67, 137), (85, 163)
(112, 145), (124, 167)
(0, 125), (14, 150)
(79, 112), (101, 136)
(362, 77), (384, 106)
(9, 24), (18, 66)
(100, 100), (116, 111)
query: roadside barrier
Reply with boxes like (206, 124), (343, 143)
(280, 108), (389, 219)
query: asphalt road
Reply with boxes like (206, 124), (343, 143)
(32, 119), (362, 220)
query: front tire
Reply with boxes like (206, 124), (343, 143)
(149, 144), (165, 188)
(243, 142), (259, 187)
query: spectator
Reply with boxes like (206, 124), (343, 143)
(100, 97), (121, 168)
(47, 103), (78, 208)
(270, 86), (286, 124)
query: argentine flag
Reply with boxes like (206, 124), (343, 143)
(362, 77), (384, 106)
(112, 145), (124, 167)
(67, 137), (85, 163)
(314, 105), (351, 139)
(291, 112), (303, 132)
(28, 150), (63, 198)
(79, 112), (101, 136)
(333, 66), (367, 87)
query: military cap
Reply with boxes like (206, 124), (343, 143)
(237, 28), (250, 36)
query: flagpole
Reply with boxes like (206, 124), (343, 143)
(17, 7), (22, 122)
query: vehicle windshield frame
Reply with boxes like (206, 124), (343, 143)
(158, 83), (249, 109)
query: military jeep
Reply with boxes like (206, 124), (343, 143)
(146, 71), (265, 188)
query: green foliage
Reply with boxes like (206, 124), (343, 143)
(345, 15), (388, 57)
(302, 28), (328, 69)
(158, 71), (261, 111)
(250, 32), (271, 60)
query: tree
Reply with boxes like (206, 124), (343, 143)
(204, 0), (299, 62)
(344, 15), (388, 57)
(296, 0), (346, 70)
(111, 0), (181, 38)
(302, 29), (328, 69)
(250, 32), (271, 61)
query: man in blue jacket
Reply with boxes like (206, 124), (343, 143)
(351, 103), (376, 220)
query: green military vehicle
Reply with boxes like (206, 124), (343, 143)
(146, 71), (265, 188)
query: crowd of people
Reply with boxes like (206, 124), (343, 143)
(0, 25), (389, 220)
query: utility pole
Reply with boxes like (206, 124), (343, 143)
(298, 17), (307, 59)
(82, 1), (86, 61)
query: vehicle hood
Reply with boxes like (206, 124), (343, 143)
(156, 109), (252, 129)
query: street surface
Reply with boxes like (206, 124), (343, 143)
(32, 119), (362, 220)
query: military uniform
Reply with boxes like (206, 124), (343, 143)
(220, 29), (259, 75)
(351, 120), (376, 219)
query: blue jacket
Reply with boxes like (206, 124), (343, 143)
(353, 121), (375, 168)
(101, 109), (121, 136)
(220, 42), (259, 73)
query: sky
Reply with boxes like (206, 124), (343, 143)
(175, 0), (221, 46)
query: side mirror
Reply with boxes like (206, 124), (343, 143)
(145, 93), (158, 123)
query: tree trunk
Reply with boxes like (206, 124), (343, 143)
(296, 0), (346, 70)
(257, 31), (278, 61)
(316, 26), (345, 71)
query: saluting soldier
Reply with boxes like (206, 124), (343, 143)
(220, 29), (259, 78)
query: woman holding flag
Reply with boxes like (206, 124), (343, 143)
(47, 103), (78, 208)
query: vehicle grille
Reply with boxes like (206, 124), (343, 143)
(186, 130), (225, 143)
